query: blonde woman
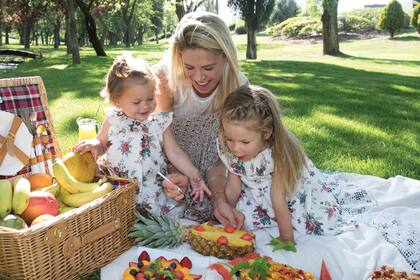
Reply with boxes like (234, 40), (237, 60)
(155, 11), (248, 223)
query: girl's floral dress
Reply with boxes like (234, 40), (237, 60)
(217, 140), (376, 235)
(99, 108), (183, 215)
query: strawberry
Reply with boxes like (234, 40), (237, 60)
(217, 236), (228, 245)
(138, 250), (150, 262)
(135, 272), (146, 280)
(180, 256), (192, 269)
(194, 225), (205, 232)
(156, 256), (167, 262)
(240, 233), (253, 241)
(174, 270), (184, 279)
(224, 224), (235, 233)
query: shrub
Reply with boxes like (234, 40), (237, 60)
(342, 15), (376, 33)
(342, 8), (382, 25)
(268, 16), (319, 37)
(298, 22), (322, 37)
(228, 23), (236, 31)
(411, 3), (420, 30)
(235, 21), (247, 34)
(378, 0), (405, 38)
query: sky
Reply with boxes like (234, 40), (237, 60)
(218, 0), (410, 22)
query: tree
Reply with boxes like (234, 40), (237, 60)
(321, 0), (339, 55)
(269, 0), (298, 25)
(412, 2), (420, 33)
(75, 0), (106, 56)
(173, 0), (205, 21)
(228, 0), (275, 59)
(67, 0), (80, 63)
(0, 0), (4, 45)
(378, 0), (404, 38)
(118, 0), (139, 47)
(151, 0), (164, 44)
(305, 0), (322, 17)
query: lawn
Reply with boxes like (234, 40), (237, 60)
(1, 31), (419, 182)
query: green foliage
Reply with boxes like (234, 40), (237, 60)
(267, 16), (320, 37)
(230, 258), (270, 280)
(235, 20), (247, 34)
(411, 3), (420, 28)
(339, 15), (376, 33)
(341, 8), (382, 25)
(378, 0), (405, 38)
(269, 0), (299, 25)
(229, 22), (236, 31)
(266, 236), (297, 252)
(305, 0), (323, 17)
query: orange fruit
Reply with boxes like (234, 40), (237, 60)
(30, 214), (55, 226)
(28, 173), (53, 190)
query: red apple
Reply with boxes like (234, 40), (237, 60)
(21, 191), (59, 225)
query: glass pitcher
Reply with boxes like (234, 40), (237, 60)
(76, 117), (101, 141)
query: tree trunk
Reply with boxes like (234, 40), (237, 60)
(246, 27), (257, 59)
(155, 30), (159, 44)
(68, 0), (80, 64)
(175, 0), (185, 21)
(65, 12), (71, 54)
(5, 25), (10, 44)
(54, 18), (61, 49)
(0, 0), (2, 45)
(75, 0), (106, 56)
(23, 23), (31, 49)
(124, 25), (131, 47)
(322, 1), (340, 55)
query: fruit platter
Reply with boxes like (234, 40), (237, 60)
(122, 250), (201, 280)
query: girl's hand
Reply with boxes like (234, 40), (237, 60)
(277, 233), (295, 244)
(162, 173), (188, 201)
(213, 196), (245, 229)
(190, 176), (212, 202)
(72, 138), (103, 159)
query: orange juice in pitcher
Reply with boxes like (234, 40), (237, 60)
(76, 118), (100, 141)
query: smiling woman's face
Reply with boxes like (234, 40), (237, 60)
(181, 48), (226, 98)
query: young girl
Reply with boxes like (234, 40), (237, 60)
(218, 85), (375, 242)
(73, 54), (211, 215)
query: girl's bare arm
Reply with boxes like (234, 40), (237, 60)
(225, 172), (242, 206)
(72, 118), (110, 158)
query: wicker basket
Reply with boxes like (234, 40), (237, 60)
(0, 76), (137, 280)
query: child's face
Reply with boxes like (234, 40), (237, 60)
(181, 48), (225, 98)
(222, 119), (271, 161)
(116, 82), (156, 121)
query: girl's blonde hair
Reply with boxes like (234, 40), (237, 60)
(101, 54), (157, 105)
(168, 11), (241, 111)
(220, 85), (306, 196)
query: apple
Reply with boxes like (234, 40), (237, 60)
(21, 191), (59, 224)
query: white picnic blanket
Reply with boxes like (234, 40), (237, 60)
(101, 173), (420, 280)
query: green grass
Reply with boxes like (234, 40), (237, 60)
(1, 31), (419, 181)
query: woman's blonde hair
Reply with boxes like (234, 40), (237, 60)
(168, 11), (241, 111)
(101, 53), (156, 105)
(220, 85), (306, 196)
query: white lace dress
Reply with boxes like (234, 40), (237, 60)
(99, 108), (183, 215)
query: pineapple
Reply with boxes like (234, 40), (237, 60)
(129, 210), (255, 259)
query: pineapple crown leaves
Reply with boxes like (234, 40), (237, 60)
(266, 235), (297, 252)
(129, 209), (185, 248)
(229, 258), (270, 280)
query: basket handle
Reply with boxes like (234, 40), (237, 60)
(63, 217), (121, 258)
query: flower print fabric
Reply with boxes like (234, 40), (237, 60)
(217, 140), (376, 235)
(99, 107), (182, 215)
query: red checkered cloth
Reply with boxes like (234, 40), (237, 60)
(0, 79), (58, 179)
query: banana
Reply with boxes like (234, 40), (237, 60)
(40, 182), (60, 197)
(0, 179), (13, 218)
(12, 177), (31, 215)
(53, 159), (106, 194)
(61, 182), (113, 207)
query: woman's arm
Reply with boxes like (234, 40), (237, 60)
(72, 118), (110, 158)
(271, 171), (295, 243)
(155, 69), (174, 112)
(163, 127), (211, 200)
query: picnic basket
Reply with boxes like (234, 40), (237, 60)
(0, 76), (137, 280)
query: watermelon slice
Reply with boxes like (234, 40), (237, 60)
(229, 252), (262, 265)
(208, 263), (233, 280)
(320, 259), (332, 280)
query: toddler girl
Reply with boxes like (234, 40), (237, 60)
(218, 85), (374, 242)
(73, 54), (211, 215)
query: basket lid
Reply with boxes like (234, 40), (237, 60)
(0, 111), (33, 176)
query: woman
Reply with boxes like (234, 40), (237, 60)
(155, 11), (247, 224)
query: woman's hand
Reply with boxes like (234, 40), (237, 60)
(190, 176), (212, 202)
(162, 173), (188, 201)
(72, 138), (103, 159)
(213, 196), (245, 229)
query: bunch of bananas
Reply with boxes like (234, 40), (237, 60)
(53, 159), (113, 207)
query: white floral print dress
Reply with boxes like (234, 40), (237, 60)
(99, 108), (183, 215)
(217, 140), (376, 236)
